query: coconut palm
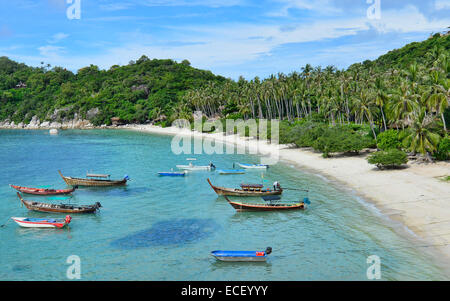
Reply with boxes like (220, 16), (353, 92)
(402, 109), (441, 156)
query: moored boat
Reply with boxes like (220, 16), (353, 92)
(158, 171), (186, 176)
(58, 170), (129, 187)
(11, 215), (72, 228)
(211, 247), (272, 262)
(217, 169), (245, 175)
(176, 162), (216, 171)
(9, 184), (77, 195)
(207, 178), (282, 196)
(236, 163), (268, 169)
(17, 192), (101, 213)
(224, 195), (307, 211)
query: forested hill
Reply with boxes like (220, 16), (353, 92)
(0, 34), (449, 127)
(370, 32), (450, 70)
(0, 55), (226, 126)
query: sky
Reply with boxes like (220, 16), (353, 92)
(0, 0), (449, 79)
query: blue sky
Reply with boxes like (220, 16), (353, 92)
(0, 0), (449, 79)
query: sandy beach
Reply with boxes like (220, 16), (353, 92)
(122, 124), (450, 264)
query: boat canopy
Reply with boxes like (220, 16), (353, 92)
(240, 183), (264, 188)
(86, 173), (110, 178)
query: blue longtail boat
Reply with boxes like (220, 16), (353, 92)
(217, 169), (245, 175)
(158, 171), (186, 176)
(211, 247), (272, 262)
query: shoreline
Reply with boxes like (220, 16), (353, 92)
(120, 124), (450, 268)
(2, 124), (450, 269)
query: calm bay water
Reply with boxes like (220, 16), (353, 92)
(0, 129), (448, 280)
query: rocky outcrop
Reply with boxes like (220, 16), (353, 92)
(0, 118), (94, 129)
(86, 108), (100, 120)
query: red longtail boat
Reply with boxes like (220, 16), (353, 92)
(9, 184), (77, 196)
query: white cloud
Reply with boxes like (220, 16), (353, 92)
(435, 0), (450, 10)
(38, 45), (65, 57)
(48, 32), (69, 43)
(3, 4), (449, 78)
(267, 0), (342, 17)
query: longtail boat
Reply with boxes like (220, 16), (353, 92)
(236, 163), (268, 169)
(176, 162), (216, 171)
(211, 247), (272, 262)
(224, 195), (307, 212)
(17, 192), (101, 213)
(9, 184), (77, 195)
(217, 169), (245, 175)
(207, 178), (282, 196)
(58, 170), (129, 187)
(11, 215), (72, 228)
(158, 171), (186, 176)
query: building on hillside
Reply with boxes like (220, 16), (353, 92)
(15, 82), (27, 88)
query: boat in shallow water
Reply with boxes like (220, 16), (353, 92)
(224, 195), (307, 211)
(11, 215), (72, 228)
(217, 169), (245, 175)
(9, 184), (77, 195)
(17, 192), (101, 213)
(207, 178), (282, 196)
(158, 171), (186, 176)
(176, 162), (216, 171)
(236, 163), (268, 169)
(58, 170), (129, 187)
(211, 247), (272, 262)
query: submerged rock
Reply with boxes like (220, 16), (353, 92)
(111, 218), (220, 249)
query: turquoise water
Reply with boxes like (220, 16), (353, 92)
(0, 129), (448, 280)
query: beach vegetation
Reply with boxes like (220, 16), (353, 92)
(377, 129), (402, 150)
(367, 149), (409, 169)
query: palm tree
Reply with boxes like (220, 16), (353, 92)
(353, 90), (378, 141)
(427, 70), (449, 131)
(402, 109), (441, 157)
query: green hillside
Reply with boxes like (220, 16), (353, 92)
(0, 55), (226, 125)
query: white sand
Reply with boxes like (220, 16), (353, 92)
(122, 124), (450, 262)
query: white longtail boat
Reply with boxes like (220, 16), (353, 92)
(236, 163), (269, 169)
(176, 161), (216, 171)
(11, 215), (72, 228)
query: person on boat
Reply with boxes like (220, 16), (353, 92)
(209, 162), (216, 169)
(273, 181), (281, 191)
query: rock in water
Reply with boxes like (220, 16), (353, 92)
(111, 218), (220, 249)
(49, 129), (58, 135)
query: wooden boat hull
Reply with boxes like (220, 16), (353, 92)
(58, 170), (127, 187)
(11, 217), (69, 228)
(211, 250), (268, 262)
(224, 196), (304, 211)
(17, 193), (101, 214)
(10, 184), (75, 195)
(207, 178), (282, 197)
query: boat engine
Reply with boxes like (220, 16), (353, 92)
(65, 215), (72, 224)
(265, 247), (272, 255)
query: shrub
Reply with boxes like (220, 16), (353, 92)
(289, 122), (327, 148)
(313, 127), (374, 157)
(435, 136), (450, 161)
(377, 129), (401, 150)
(367, 149), (408, 169)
